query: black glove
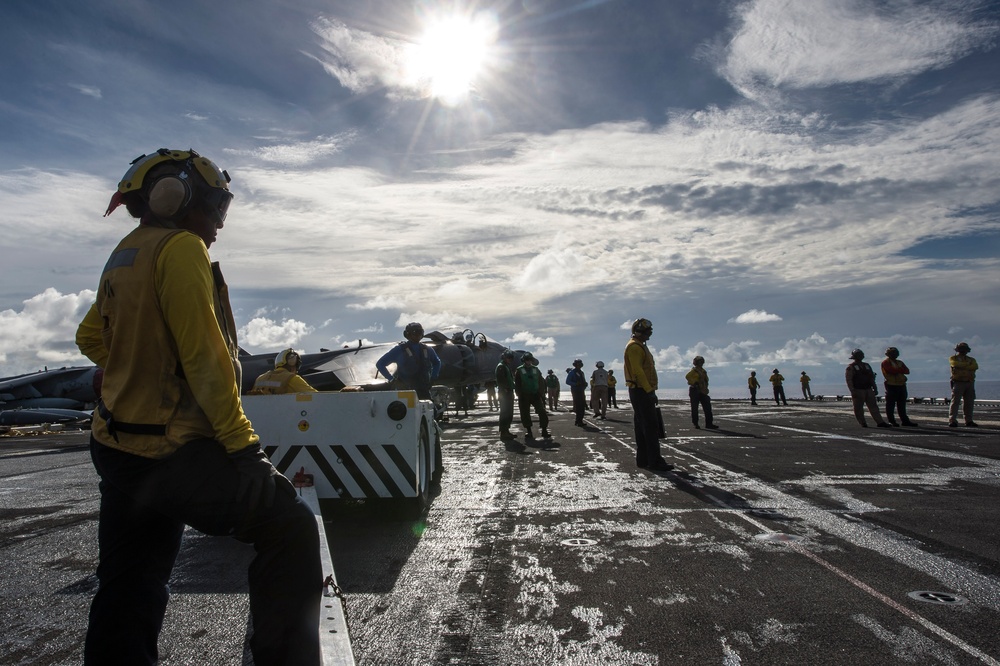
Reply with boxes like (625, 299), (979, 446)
(649, 391), (658, 405)
(230, 443), (281, 509)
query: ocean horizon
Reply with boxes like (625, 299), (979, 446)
(652, 380), (1000, 401)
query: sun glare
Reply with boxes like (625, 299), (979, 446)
(405, 12), (498, 105)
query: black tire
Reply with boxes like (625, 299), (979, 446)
(431, 424), (443, 485)
(405, 420), (431, 518)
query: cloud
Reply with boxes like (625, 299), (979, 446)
(238, 317), (315, 349)
(720, 0), (998, 97)
(355, 323), (384, 334)
(0, 288), (95, 374)
(308, 18), (417, 98)
(729, 309), (783, 324)
(347, 295), (407, 311)
(501, 331), (557, 357)
(394, 311), (476, 331)
(514, 246), (606, 294)
(68, 84), (101, 99)
(224, 134), (356, 167)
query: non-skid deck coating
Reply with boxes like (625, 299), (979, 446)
(1, 399), (998, 665)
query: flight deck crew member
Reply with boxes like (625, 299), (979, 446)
(496, 349), (517, 439)
(514, 353), (550, 439)
(800, 371), (813, 400)
(770, 369), (788, 405)
(748, 371), (761, 405)
(608, 369), (619, 408)
(685, 356), (718, 429)
(949, 342), (979, 427)
(566, 359), (588, 426)
(846, 349), (891, 428)
(591, 361), (609, 419)
(624, 318), (673, 471)
(76, 149), (321, 665)
(545, 369), (561, 411)
(881, 347), (917, 426)
(376, 322), (442, 401)
(251, 348), (318, 394)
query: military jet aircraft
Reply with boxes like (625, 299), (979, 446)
(238, 329), (524, 398)
(0, 366), (101, 410)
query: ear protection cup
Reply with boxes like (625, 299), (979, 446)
(147, 174), (192, 220)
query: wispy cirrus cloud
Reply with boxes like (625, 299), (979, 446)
(720, 0), (998, 97)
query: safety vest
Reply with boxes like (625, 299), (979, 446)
(848, 362), (876, 390)
(515, 365), (542, 395)
(251, 368), (298, 394)
(881, 359), (909, 386)
(949, 355), (978, 382)
(91, 226), (242, 458)
(623, 339), (657, 390)
(686, 367), (709, 393)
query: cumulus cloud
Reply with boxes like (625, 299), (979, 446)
(501, 331), (557, 357)
(651, 344), (686, 372)
(721, 0), (998, 97)
(0, 289), (95, 374)
(729, 309), (783, 324)
(239, 317), (315, 349)
(514, 247), (596, 294)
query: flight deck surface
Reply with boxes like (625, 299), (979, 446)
(2, 399), (998, 664)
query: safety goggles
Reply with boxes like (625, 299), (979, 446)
(201, 185), (233, 222)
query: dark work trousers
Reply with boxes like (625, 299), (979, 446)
(85, 438), (322, 666)
(773, 385), (787, 405)
(689, 386), (713, 426)
(749, 387), (758, 405)
(518, 391), (549, 432)
(498, 387), (515, 434)
(571, 386), (587, 424)
(608, 387), (618, 408)
(884, 384), (910, 423)
(629, 387), (665, 467)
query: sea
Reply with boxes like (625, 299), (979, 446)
(654, 380), (1000, 401)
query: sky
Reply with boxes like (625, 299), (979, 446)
(1, 0), (998, 392)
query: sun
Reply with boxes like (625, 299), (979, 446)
(404, 12), (498, 105)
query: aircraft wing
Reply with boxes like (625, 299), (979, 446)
(0, 366), (100, 409)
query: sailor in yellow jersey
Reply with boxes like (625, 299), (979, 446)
(948, 342), (979, 427)
(800, 371), (813, 400)
(251, 348), (318, 394)
(748, 371), (760, 405)
(624, 318), (673, 471)
(769, 369), (788, 405)
(76, 149), (320, 665)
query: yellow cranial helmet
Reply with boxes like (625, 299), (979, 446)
(274, 348), (301, 369)
(105, 148), (232, 222)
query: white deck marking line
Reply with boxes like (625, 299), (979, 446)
(751, 422), (1000, 467)
(737, 512), (1000, 666)
(607, 421), (999, 662)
